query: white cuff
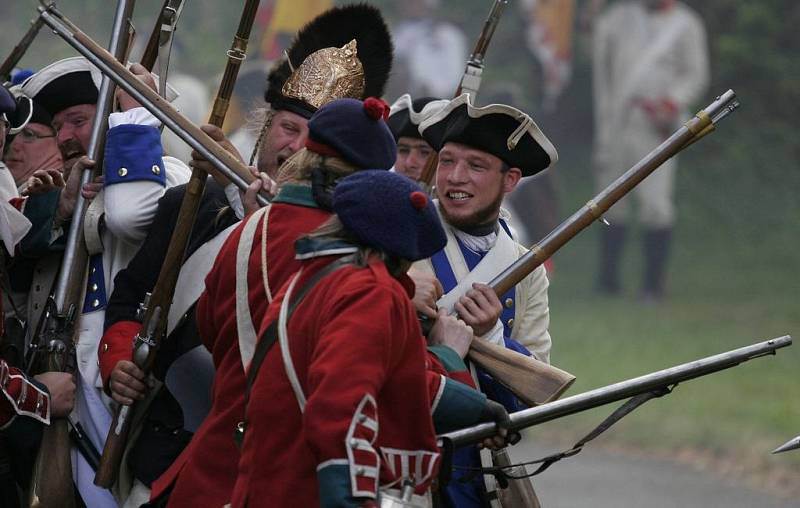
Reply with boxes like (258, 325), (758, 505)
(108, 107), (160, 128)
(480, 320), (505, 346)
(225, 183), (245, 219)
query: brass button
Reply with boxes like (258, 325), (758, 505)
(118, 167), (128, 177)
(92, 299), (100, 308)
(91, 267), (96, 274)
(151, 164), (161, 175)
(102, 343), (109, 352)
(91, 283), (99, 292)
(507, 318), (514, 328)
(504, 298), (514, 308)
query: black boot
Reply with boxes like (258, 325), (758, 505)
(596, 224), (627, 295)
(642, 227), (672, 301)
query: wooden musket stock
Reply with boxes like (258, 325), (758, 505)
(27, 1), (136, 506)
(94, 0), (262, 488)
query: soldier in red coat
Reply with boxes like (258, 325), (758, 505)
(231, 169), (450, 507)
(148, 92), (402, 506)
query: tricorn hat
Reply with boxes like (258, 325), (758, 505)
(418, 94), (558, 177)
(0, 86), (15, 119)
(6, 94), (53, 133)
(20, 57), (102, 118)
(21, 57), (179, 118)
(333, 170), (446, 261)
(386, 94), (447, 141)
(264, 4), (392, 119)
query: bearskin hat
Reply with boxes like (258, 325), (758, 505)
(264, 4), (393, 118)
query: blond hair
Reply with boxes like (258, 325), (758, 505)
(275, 148), (359, 187)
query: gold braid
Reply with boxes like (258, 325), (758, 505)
(249, 108), (274, 166)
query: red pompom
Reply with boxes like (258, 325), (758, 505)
(409, 191), (428, 210)
(364, 97), (389, 120)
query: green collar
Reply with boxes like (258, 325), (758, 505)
(273, 184), (318, 207)
(295, 237), (358, 260)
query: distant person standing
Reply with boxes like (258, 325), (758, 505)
(592, 0), (708, 300)
(390, 0), (468, 99)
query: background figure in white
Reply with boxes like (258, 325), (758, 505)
(161, 72), (211, 163)
(592, 0), (708, 300)
(390, 0), (468, 99)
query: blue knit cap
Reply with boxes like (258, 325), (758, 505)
(306, 97), (397, 170)
(333, 170), (446, 261)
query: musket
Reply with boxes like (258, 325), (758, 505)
(417, 0), (508, 191)
(94, 0), (262, 488)
(429, 91), (741, 409)
(487, 90), (740, 298)
(440, 336), (792, 448)
(139, 0), (185, 71)
(27, 2), (136, 506)
(37, 3), (270, 207)
(0, 10), (47, 83)
(772, 435), (800, 454)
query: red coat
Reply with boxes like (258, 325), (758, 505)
(230, 255), (439, 507)
(152, 186), (489, 506)
(0, 359), (50, 429)
(151, 187), (331, 507)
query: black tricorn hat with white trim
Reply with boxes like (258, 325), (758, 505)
(418, 94), (558, 177)
(387, 94), (447, 141)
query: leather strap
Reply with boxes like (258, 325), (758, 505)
(234, 255), (355, 446)
(452, 385), (673, 485)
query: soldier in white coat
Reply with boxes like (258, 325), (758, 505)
(592, 0), (709, 299)
(414, 93), (558, 507)
(20, 57), (190, 507)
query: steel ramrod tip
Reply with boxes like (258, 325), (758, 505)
(772, 435), (800, 454)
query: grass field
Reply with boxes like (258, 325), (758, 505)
(510, 136), (800, 495)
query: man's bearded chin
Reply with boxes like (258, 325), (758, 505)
(440, 189), (505, 234)
(59, 139), (86, 171)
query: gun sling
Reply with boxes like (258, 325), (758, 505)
(449, 385), (673, 486)
(236, 255), (356, 447)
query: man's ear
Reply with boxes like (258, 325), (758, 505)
(503, 167), (523, 193)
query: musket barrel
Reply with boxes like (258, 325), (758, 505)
(471, 0), (508, 64)
(440, 336), (791, 447)
(38, 5), (269, 207)
(50, 0), (135, 312)
(94, 0), (263, 489)
(488, 90), (738, 296)
(0, 13), (46, 82)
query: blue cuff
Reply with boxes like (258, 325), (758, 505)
(433, 377), (488, 434)
(503, 336), (532, 357)
(317, 463), (362, 508)
(103, 124), (165, 186)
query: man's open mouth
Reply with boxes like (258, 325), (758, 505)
(447, 191), (473, 201)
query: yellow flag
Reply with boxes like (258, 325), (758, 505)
(260, 0), (333, 58)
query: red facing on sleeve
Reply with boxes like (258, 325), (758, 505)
(98, 320), (140, 395)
